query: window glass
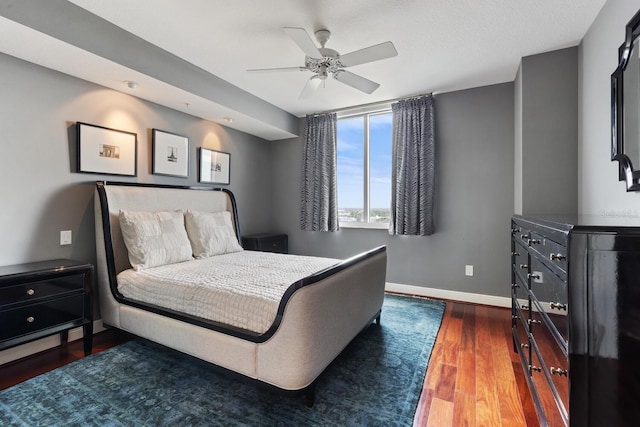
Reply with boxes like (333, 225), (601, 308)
(337, 111), (392, 226)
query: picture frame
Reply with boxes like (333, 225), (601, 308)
(199, 148), (230, 185)
(77, 122), (137, 176)
(152, 129), (189, 178)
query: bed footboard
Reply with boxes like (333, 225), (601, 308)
(256, 247), (387, 390)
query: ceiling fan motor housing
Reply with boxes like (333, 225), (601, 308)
(305, 48), (342, 77)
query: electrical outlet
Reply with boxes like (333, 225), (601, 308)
(465, 265), (474, 277)
(60, 230), (72, 245)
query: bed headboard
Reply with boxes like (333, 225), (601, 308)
(94, 181), (240, 323)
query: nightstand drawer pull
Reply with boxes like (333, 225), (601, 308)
(511, 252), (520, 257)
(519, 264), (528, 269)
(26, 289), (35, 296)
(529, 365), (542, 373)
(521, 233), (531, 240)
(528, 319), (541, 326)
(26, 316), (35, 323)
(520, 343), (529, 349)
(550, 367), (568, 377)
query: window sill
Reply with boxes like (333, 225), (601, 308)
(339, 222), (389, 230)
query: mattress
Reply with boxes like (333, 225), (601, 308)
(116, 251), (339, 334)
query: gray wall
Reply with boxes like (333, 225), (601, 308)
(271, 83), (515, 298)
(516, 47), (578, 216)
(579, 0), (640, 215)
(0, 52), (272, 270)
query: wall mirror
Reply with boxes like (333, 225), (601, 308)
(612, 9), (640, 191)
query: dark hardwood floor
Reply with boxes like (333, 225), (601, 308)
(0, 300), (538, 426)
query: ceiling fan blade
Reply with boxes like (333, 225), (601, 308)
(299, 75), (322, 100)
(339, 41), (398, 67)
(283, 27), (322, 59)
(333, 70), (380, 94)
(247, 66), (308, 73)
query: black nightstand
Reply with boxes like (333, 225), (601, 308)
(0, 259), (94, 356)
(242, 233), (288, 254)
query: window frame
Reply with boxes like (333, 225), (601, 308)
(337, 107), (392, 229)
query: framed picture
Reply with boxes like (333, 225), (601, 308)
(199, 148), (230, 185)
(77, 122), (137, 176)
(152, 129), (189, 178)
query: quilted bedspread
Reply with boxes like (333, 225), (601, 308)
(117, 251), (339, 334)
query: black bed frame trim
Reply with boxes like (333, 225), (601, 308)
(96, 181), (386, 343)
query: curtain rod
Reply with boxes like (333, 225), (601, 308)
(312, 92), (434, 117)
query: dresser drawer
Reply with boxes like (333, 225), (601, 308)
(513, 308), (530, 362)
(512, 272), (528, 303)
(530, 336), (569, 426)
(529, 231), (567, 279)
(0, 294), (85, 342)
(529, 258), (567, 311)
(531, 294), (568, 354)
(513, 224), (533, 248)
(0, 275), (84, 308)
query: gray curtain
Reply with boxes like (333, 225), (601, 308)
(300, 113), (339, 232)
(390, 95), (435, 235)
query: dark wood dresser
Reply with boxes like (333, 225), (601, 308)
(0, 259), (94, 356)
(511, 215), (640, 426)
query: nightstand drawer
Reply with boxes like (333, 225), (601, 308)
(0, 294), (85, 342)
(0, 275), (84, 308)
(242, 233), (288, 253)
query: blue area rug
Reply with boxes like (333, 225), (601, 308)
(0, 294), (445, 426)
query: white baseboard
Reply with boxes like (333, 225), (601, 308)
(385, 282), (511, 308)
(0, 320), (106, 366)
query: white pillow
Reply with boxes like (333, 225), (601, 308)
(119, 210), (193, 271)
(184, 210), (243, 258)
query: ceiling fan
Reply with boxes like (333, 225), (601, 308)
(247, 27), (398, 100)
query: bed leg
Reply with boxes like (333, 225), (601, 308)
(375, 312), (381, 325)
(305, 384), (316, 407)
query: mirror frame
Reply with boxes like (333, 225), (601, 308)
(612, 9), (640, 191)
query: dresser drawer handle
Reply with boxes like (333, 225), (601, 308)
(520, 343), (529, 349)
(550, 253), (566, 261)
(529, 365), (542, 373)
(511, 252), (520, 257)
(520, 233), (531, 240)
(511, 283), (519, 289)
(550, 302), (567, 311)
(512, 227), (521, 233)
(521, 305), (529, 310)
(527, 273), (540, 280)
(528, 319), (541, 326)
(519, 264), (528, 270)
(26, 289), (35, 296)
(528, 239), (541, 245)
(26, 316), (35, 323)
(512, 315), (519, 320)
(550, 367), (568, 377)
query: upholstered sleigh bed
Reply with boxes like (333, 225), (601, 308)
(94, 181), (387, 403)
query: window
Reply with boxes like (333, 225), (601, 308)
(337, 110), (392, 228)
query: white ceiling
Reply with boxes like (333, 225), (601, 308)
(0, 0), (606, 140)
